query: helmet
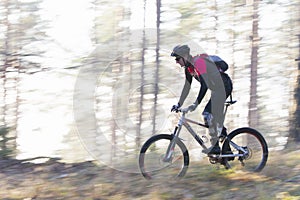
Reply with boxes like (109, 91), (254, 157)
(170, 45), (190, 57)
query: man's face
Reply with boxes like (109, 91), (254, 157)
(175, 56), (185, 67)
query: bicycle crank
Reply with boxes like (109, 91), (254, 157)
(208, 154), (224, 164)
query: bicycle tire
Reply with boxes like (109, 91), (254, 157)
(139, 134), (189, 180)
(222, 127), (268, 172)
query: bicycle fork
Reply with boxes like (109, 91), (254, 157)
(163, 126), (181, 162)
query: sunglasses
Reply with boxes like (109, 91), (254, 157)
(175, 57), (181, 61)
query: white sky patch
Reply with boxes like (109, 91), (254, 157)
(40, 0), (95, 57)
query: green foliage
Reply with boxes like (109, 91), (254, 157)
(173, 0), (203, 35)
(0, 126), (15, 158)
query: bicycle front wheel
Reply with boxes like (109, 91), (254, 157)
(222, 127), (268, 172)
(139, 134), (189, 180)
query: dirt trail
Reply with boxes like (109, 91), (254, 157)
(0, 150), (299, 200)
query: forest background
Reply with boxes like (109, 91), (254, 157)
(0, 0), (299, 199)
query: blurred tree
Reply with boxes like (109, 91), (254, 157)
(0, 0), (45, 157)
(152, 0), (161, 136)
(293, 58), (300, 142)
(288, 35), (300, 146)
(0, 126), (13, 158)
(136, 0), (147, 147)
(0, 0), (20, 156)
(175, 0), (202, 36)
(93, 0), (124, 43)
(248, 0), (259, 128)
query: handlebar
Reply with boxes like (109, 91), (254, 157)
(178, 107), (190, 113)
(171, 107), (190, 114)
(172, 100), (237, 113)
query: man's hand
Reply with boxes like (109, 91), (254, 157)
(171, 103), (181, 112)
(188, 103), (198, 112)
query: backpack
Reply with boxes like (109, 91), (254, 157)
(208, 55), (229, 72)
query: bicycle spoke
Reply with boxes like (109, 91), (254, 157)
(142, 142), (183, 178)
(139, 134), (189, 180)
(222, 128), (268, 172)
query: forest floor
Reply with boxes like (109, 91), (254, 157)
(0, 149), (299, 200)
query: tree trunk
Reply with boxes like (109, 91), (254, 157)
(151, 0), (161, 136)
(248, 0), (259, 128)
(287, 35), (300, 147)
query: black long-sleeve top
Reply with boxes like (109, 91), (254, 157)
(178, 56), (223, 106)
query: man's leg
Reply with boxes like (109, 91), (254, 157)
(211, 89), (226, 134)
(206, 89), (226, 154)
(203, 74), (233, 155)
(202, 98), (221, 154)
(202, 100), (212, 126)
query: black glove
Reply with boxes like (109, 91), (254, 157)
(171, 103), (181, 112)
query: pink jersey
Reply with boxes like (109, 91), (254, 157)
(187, 56), (208, 77)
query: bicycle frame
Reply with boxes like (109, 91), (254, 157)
(164, 108), (209, 161)
(164, 99), (245, 162)
(139, 96), (268, 179)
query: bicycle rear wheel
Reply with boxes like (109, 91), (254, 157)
(222, 127), (268, 172)
(139, 134), (189, 180)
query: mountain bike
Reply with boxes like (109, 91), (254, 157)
(138, 99), (268, 180)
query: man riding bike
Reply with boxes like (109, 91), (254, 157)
(170, 45), (233, 154)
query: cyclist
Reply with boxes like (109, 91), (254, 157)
(170, 45), (233, 154)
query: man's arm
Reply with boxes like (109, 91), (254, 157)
(195, 76), (208, 105)
(178, 68), (192, 106)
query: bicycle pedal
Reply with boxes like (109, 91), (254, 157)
(208, 154), (220, 158)
(208, 156), (222, 164)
